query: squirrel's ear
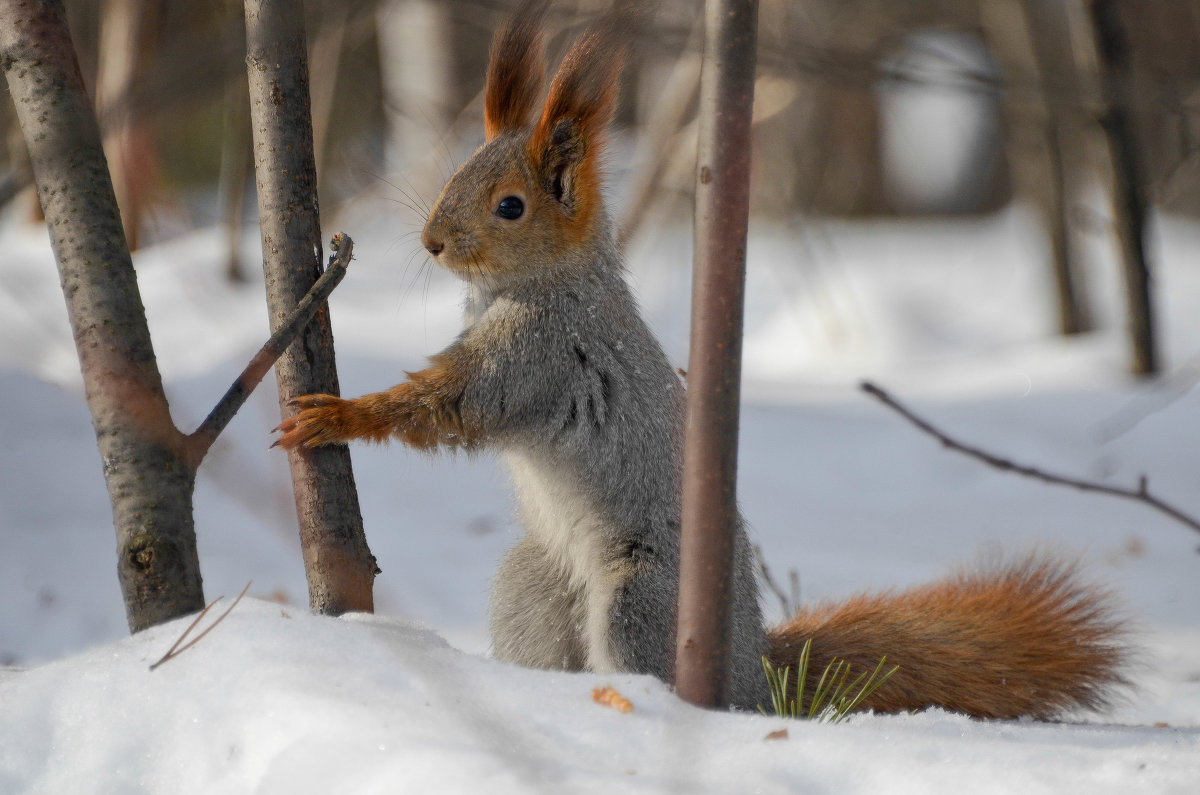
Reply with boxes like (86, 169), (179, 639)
(528, 13), (629, 214)
(484, 0), (550, 141)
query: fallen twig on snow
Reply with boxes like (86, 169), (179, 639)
(149, 582), (251, 670)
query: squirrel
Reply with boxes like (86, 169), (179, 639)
(274, 0), (1129, 720)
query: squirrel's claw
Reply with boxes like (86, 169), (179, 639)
(272, 394), (349, 450)
(271, 415), (302, 450)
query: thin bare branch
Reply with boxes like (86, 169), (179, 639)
(753, 544), (800, 618)
(185, 234), (353, 468)
(149, 581), (252, 670)
(860, 381), (1200, 537)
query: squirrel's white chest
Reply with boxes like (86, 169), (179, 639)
(503, 450), (612, 579)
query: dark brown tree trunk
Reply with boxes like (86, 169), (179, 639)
(1089, 0), (1159, 376)
(244, 0), (376, 614)
(0, 0), (204, 631)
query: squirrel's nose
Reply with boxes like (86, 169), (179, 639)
(421, 227), (444, 258)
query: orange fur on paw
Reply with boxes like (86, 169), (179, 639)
(271, 354), (478, 452)
(273, 394), (354, 449)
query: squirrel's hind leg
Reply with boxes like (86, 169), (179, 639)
(490, 535), (588, 671)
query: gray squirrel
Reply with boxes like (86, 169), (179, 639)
(276, 0), (1128, 718)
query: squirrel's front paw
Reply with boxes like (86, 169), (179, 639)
(273, 394), (351, 449)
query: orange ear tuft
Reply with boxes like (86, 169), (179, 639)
(528, 12), (631, 223)
(530, 14), (628, 160)
(484, 0), (551, 141)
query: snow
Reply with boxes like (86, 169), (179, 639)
(3, 599), (1196, 795)
(2, 202), (1200, 792)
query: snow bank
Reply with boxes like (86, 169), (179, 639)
(2, 599), (1196, 795)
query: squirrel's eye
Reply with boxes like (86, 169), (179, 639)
(495, 195), (525, 220)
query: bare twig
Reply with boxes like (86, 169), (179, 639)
(184, 233), (353, 468)
(860, 381), (1200, 537)
(149, 581), (252, 670)
(753, 544), (800, 618)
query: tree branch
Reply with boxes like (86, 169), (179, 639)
(184, 233), (353, 468)
(860, 381), (1200, 537)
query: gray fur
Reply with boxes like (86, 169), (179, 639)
(418, 61), (768, 705)
(433, 210), (767, 707)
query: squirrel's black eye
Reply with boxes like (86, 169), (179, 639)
(495, 195), (524, 220)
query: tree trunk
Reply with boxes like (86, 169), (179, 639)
(218, 69), (251, 283)
(1089, 0), (1158, 377)
(244, 0), (377, 614)
(1017, 0), (1093, 336)
(376, 0), (452, 174)
(0, 0), (204, 631)
(94, 0), (165, 251)
(676, 0), (759, 710)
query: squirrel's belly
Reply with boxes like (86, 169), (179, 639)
(502, 448), (624, 672)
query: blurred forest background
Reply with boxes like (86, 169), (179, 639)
(2, 0), (1199, 371)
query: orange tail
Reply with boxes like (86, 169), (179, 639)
(766, 556), (1130, 720)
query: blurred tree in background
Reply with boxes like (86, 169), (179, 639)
(3, 0), (1198, 372)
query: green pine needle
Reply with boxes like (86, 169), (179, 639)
(758, 639), (899, 723)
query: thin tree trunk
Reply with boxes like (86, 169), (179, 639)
(1018, 0), (1092, 336)
(0, 0), (204, 631)
(218, 71), (251, 283)
(676, 0), (759, 710)
(0, 128), (33, 213)
(244, 0), (377, 614)
(376, 0), (452, 173)
(309, 0), (350, 183)
(94, 0), (164, 251)
(618, 18), (703, 246)
(1088, 0), (1158, 376)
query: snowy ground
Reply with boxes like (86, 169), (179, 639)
(1, 201), (1199, 793)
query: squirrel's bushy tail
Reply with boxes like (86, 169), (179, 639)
(766, 556), (1130, 719)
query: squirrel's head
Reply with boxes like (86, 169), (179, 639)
(421, 0), (628, 285)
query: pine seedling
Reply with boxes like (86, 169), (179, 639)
(759, 638), (899, 723)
